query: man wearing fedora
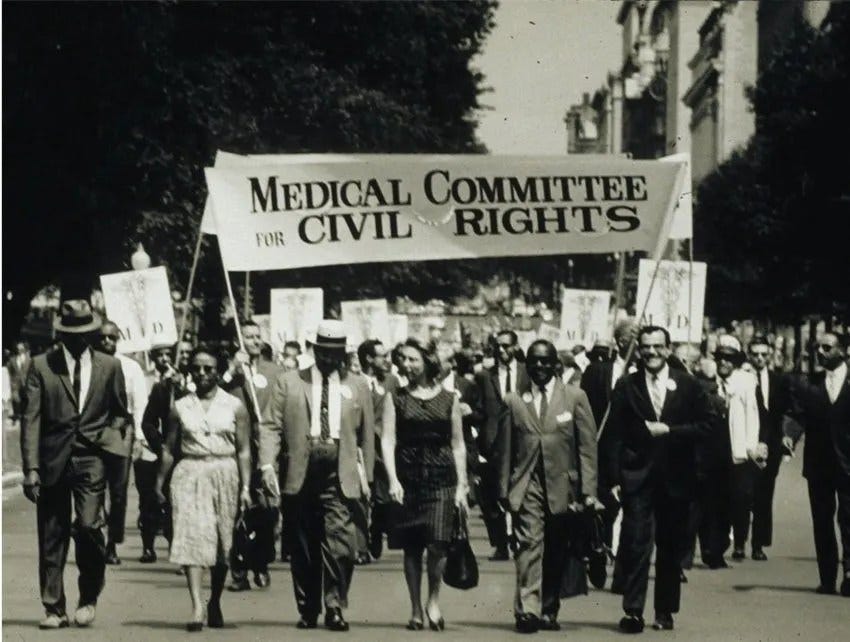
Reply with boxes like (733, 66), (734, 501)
(20, 299), (131, 629)
(259, 320), (374, 632)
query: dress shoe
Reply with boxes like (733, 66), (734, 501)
(752, 548), (768, 561)
(841, 577), (850, 597)
(186, 621), (203, 633)
(325, 608), (350, 632)
(104, 544), (120, 565)
(815, 584), (837, 595)
(731, 548), (746, 561)
(618, 614), (645, 634)
(706, 557), (729, 569)
(488, 547), (510, 561)
(539, 614), (560, 631)
(652, 613), (674, 631)
(296, 616), (318, 629)
(227, 577), (252, 592)
(207, 600), (224, 628)
(254, 571), (271, 588)
(679, 570), (688, 583)
(39, 613), (70, 629)
(74, 604), (96, 627)
(406, 618), (424, 631)
(355, 553), (371, 565)
(139, 549), (157, 564)
(514, 613), (540, 634)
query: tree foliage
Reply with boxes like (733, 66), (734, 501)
(695, 4), (850, 323)
(3, 1), (497, 339)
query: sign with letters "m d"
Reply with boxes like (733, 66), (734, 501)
(100, 266), (178, 354)
(636, 259), (706, 343)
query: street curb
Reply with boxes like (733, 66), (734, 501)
(3, 470), (24, 489)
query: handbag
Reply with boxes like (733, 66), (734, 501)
(443, 507), (479, 590)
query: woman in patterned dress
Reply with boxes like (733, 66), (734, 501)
(382, 338), (468, 631)
(156, 346), (251, 631)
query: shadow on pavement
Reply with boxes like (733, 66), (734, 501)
(732, 584), (817, 593)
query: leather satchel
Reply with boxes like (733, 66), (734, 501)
(443, 507), (479, 590)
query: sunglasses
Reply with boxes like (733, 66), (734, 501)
(191, 364), (217, 373)
(818, 343), (837, 352)
(101, 334), (120, 341)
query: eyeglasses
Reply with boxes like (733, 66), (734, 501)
(191, 365), (217, 373)
(818, 343), (837, 352)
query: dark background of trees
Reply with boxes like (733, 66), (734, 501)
(694, 4), (850, 328)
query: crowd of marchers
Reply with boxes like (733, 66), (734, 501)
(13, 296), (850, 634)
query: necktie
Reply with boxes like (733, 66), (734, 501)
(320, 374), (331, 440)
(505, 367), (512, 394)
(649, 375), (664, 418)
(538, 385), (548, 421)
(73, 357), (81, 408)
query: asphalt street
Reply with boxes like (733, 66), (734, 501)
(2, 452), (848, 641)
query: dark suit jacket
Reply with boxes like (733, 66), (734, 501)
(498, 378), (597, 514)
(475, 362), (530, 458)
(785, 368), (850, 482)
(754, 369), (792, 473)
(21, 347), (130, 487)
(608, 367), (715, 500)
(260, 368), (375, 499)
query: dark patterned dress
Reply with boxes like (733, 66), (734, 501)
(389, 387), (458, 549)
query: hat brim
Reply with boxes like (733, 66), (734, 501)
(53, 316), (102, 334)
(313, 340), (347, 351)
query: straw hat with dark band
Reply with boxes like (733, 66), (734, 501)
(313, 320), (347, 350)
(53, 299), (102, 334)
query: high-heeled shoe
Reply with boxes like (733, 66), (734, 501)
(426, 614), (445, 631)
(406, 618), (424, 631)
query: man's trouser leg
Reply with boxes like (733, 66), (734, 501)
(620, 488), (654, 616)
(513, 463), (546, 618)
(104, 452), (131, 545)
(752, 463), (779, 550)
(479, 460), (508, 552)
(808, 477), (838, 589)
(730, 462), (757, 550)
(133, 459), (159, 551)
(654, 497), (689, 615)
(70, 454), (107, 607)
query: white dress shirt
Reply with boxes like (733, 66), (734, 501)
(531, 377), (556, 418)
(117, 354), (153, 460)
(645, 364), (670, 418)
(826, 362), (847, 404)
(310, 367), (341, 439)
(498, 361), (518, 397)
(722, 369), (760, 462)
(62, 345), (92, 413)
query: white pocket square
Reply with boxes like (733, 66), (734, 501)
(556, 411), (572, 423)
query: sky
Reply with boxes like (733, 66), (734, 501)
(474, 0), (622, 155)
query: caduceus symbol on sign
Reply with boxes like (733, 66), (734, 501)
(575, 294), (597, 344)
(121, 272), (148, 340)
(286, 292), (311, 344)
(659, 265), (690, 328)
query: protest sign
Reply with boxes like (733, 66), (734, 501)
(660, 153), (693, 240)
(204, 155), (685, 271)
(388, 313), (409, 346)
(269, 288), (324, 350)
(560, 288), (612, 348)
(536, 322), (566, 350)
(636, 259), (707, 343)
(99, 266), (178, 353)
(341, 299), (391, 346)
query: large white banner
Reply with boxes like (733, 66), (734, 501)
(560, 288), (612, 348)
(661, 152), (693, 240)
(269, 288), (324, 351)
(204, 155), (685, 271)
(341, 299), (391, 347)
(636, 259), (707, 343)
(100, 266), (178, 354)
